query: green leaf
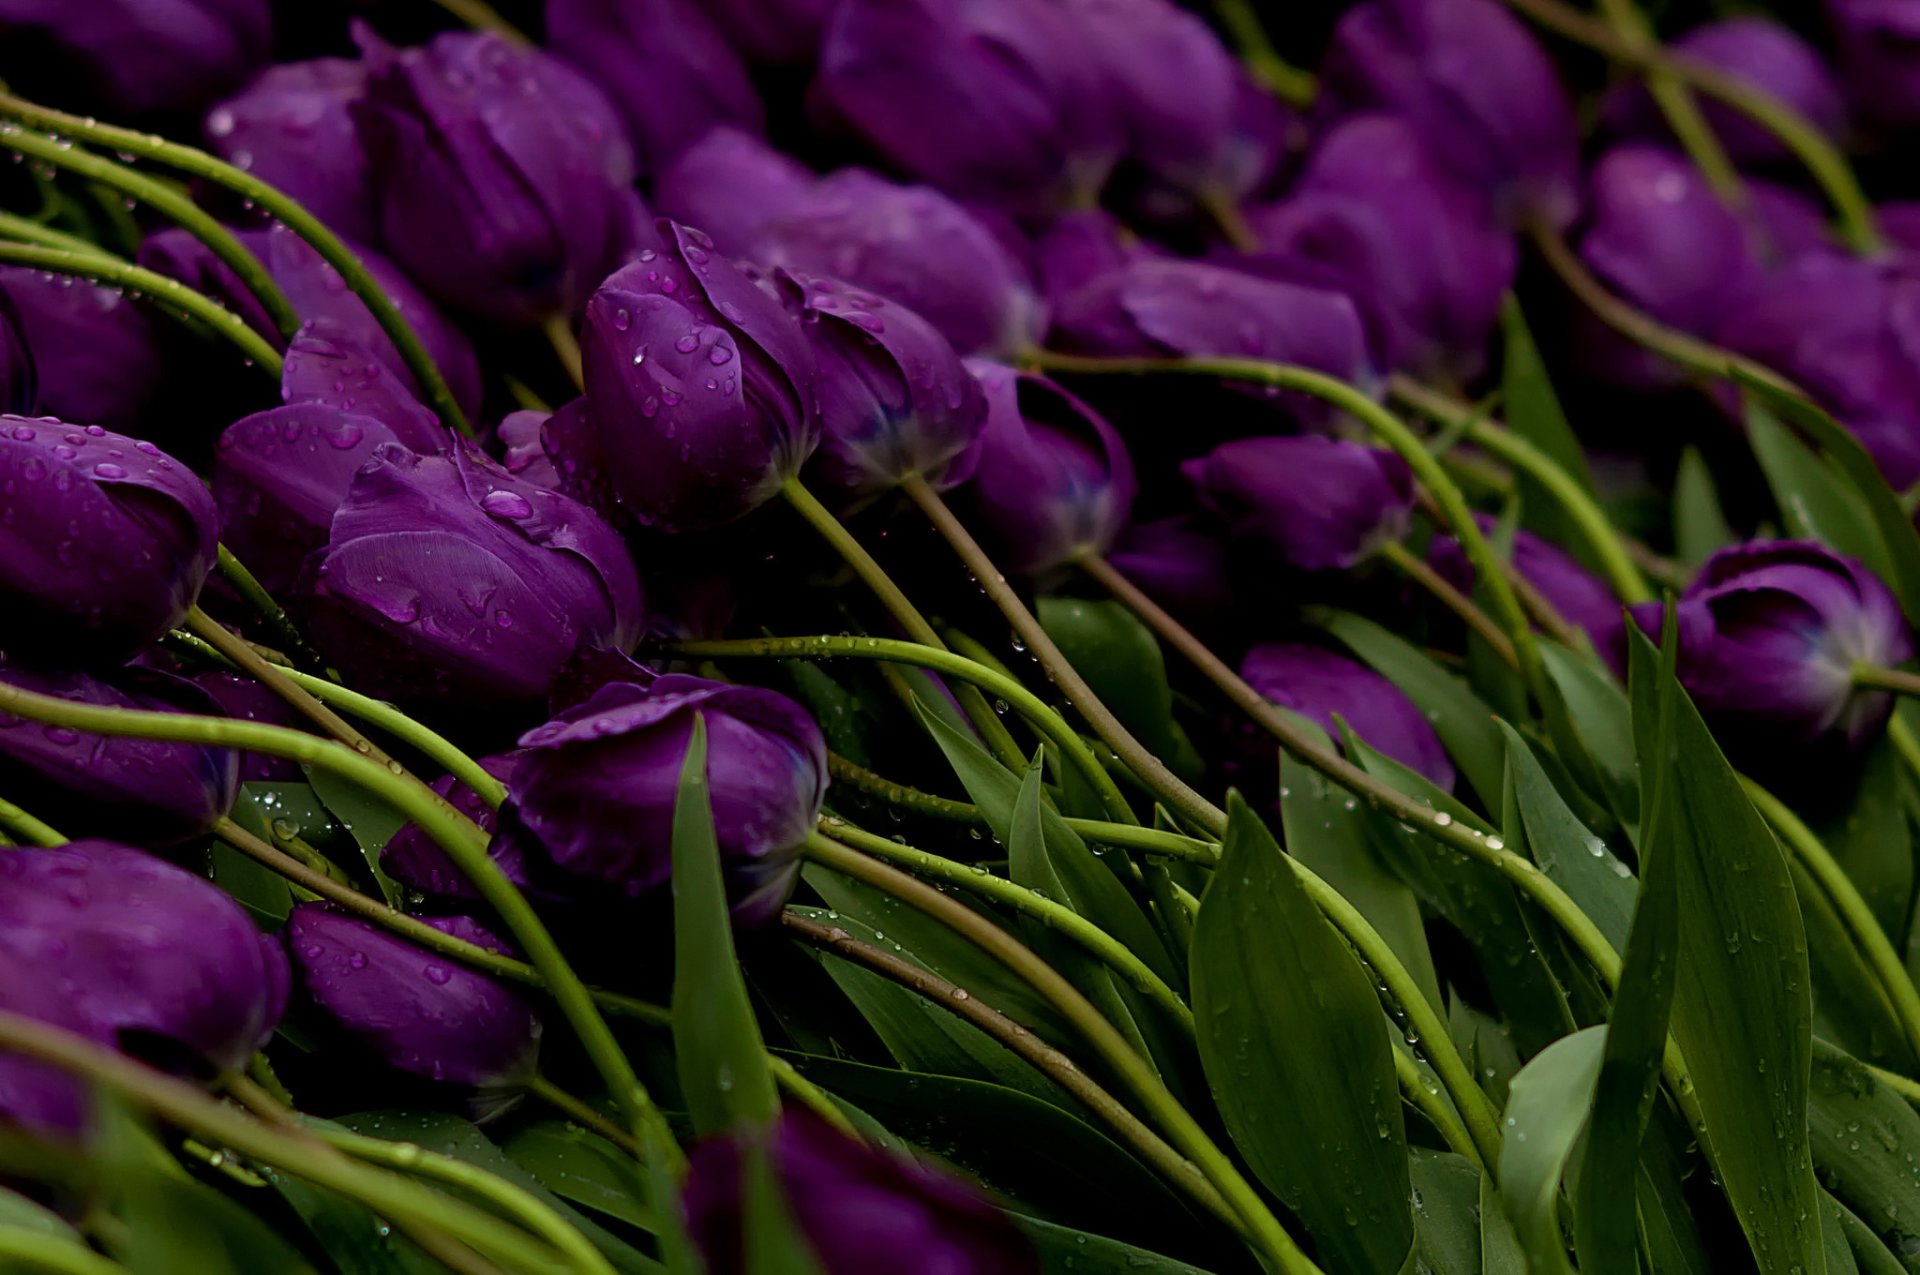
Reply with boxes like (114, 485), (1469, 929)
(1409, 1150), (1481, 1275)
(1807, 1039), (1920, 1271)
(208, 841), (294, 925)
(1499, 723), (1636, 952)
(1538, 643), (1640, 833)
(1501, 297), (1596, 556)
(1037, 597), (1203, 781)
(1479, 1169), (1526, 1275)
(1748, 398), (1889, 574)
(1673, 445), (1739, 571)
(1191, 794), (1413, 1274)
(1017, 1215), (1223, 1274)
(303, 768), (406, 906)
(671, 714), (779, 1136)
(502, 1121), (655, 1232)
(0, 1187), (79, 1240)
(1813, 735), (1914, 950)
(1314, 608), (1505, 808)
(1799, 855), (1918, 1071)
(1831, 1194), (1905, 1275)
(1626, 628), (1825, 1274)
(1498, 1026), (1605, 1274)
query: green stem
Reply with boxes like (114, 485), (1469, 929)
(0, 95), (472, 436)
(1592, 0), (1746, 206)
(827, 752), (980, 821)
(780, 477), (1029, 771)
(213, 546), (323, 669)
(899, 472), (1224, 833)
(543, 314), (584, 391)
(0, 211), (116, 256)
(0, 241), (282, 375)
(0, 683), (674, 1168)
(0, 126), (300, 337)
(1393, 1045), (1482, 1170)
(1040, 355), (1548, 702)
(183, 608), (391, 767)
(803, 834), (1320, 1274)
(0, 1232), (124, 1275)
(1210, 0), (1319, 105)
(665, 635), (1136, 825)
(427, 0), (533, 41)
(761, 1055), (864, 1139)
(525, 1075), (640, 1156)
(0, 796), (64, 847)
(1377, 539), (1520, 667)
(820, 816), (1196, 1034)
(1853, 665), (1920, 701)
(1388, 374), (1654, 603)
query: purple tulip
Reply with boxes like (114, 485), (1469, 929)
(1032, 209), (1158, 316)
(554, 222), (819, 532)
(0, 0), (271, 117)
(1429, 517), (1626, 671)
(1243, 114), (1515, 382)
(954, 361), (1135, 573)
(352, 29), (644, 326)
(753, 169), (1046, 359)
(780, 272), (987, 498)
(1319, 0), (1581, 228)
(1184, 436), (1412, 573)
(1827, 0), (1920, 130)
(1242, 642), (1455, 789)
(1108, 517), (1234, 619)
(496, 675), (827, 926)
(705, 0), (829, 63)
(0, 664), (237, 845)
(204, 58), (376, 243)
(0, 417), (216, 663)
(652, 128), (815, 257)
(1632, 541), (1914, 760)
(0, 268), (164, 432)
(683, 1112), (1039, 1274)
(0, 841), (287, 1074)
(547, 0), (764, 175)
(285, 905), (541, 1102)
(190, 671), (303, 782)
(382, 754), (533, 904)
(1605, 18), (1846, 165)
(497, 409), (561, 490)
(278, 320), (446, 451)
(211, 402), (409, 594)
(814, 0), (1122, 218)
(303, 445), (644, 715)
(0, 945), (105, 1137)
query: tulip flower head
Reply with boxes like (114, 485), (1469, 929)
(1242, 642), (1455, 790)
(1184, 435), (1412, 573)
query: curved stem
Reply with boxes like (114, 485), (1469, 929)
(0, 241), (282, 375)
(801, 835), (1319, 1273)
(0, 795), (64, 847)
(1388, 375), (1654, 603)
(827, 752), (979, 822)
(542, 314), (583, 391)
(0, 127), (299, 337)
(780, 910), (1238, 1233)
(1743, 777), (1920, 1063)
(781, 477), (1028, 771)
(1590, 0), (1744, 205)
(898, 473), (1224, 833)
(1211, 0), (1318, 105)
(1037, 356), (1549, 703)
(0, 1232), (125, 1275)
(0, 210), (117, 256)
(183, 608), (390, 766)
(665, 635), (1136, 824)
(1854, 665), (1920, 701)
(0, 95), (472, 436)
(820, 816), (1195, 1034)
(1393, 1045), (1482, 1170)
(428, 0), (532, 42)
(0, 684), (673, 1167)
(1377, 539), (1519, 667)
(214, 546), (324, 670)
(525, 1075), (641, 1157)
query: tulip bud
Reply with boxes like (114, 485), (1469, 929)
(0, 841), (288, 1074)
(0, 664), (237, 844)
(0, 269), (163, 433)
(1429, 517), (1625, 671)
(547, 0), (764, 174)
(1605, 18), (1846, 164)
(652, 128), (815, 257)
(814, 0), (1121, 218)
(352, 29), (645, 326)
(285, 905), (541, 1105)
(1319, 0), (1581, 228)
(1827, 0), (1920, 131)
(556, 222), (819, 531)
(682, 1112), (1040, 1274)
(0, 945), (104, 1136)
(278, 320), (445, 450)
(1033, 210), (1156, 315)
(1242, 642), (1455, 790)
(953, 361), (1135, 574)
(1108, 517), (1234, 620)
(497, 675), (827, 926)
(1184, 436), (1412, 573)
(381, 753), (536, 904)
(303, 445), (643, 716)
(0, 0), (272, 117)
(781, 272), (986, 498)
(0, 417), (216, 663)
(1631, 541), (1914, 763)
(204, 58), (376, 243)
(754, 170), (1045, 359)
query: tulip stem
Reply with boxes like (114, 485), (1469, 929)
(779, 477), (1029, 772)
(213, 547), (327, 671)
(0, 94), (474, 437)
(1038, 355), (1550, 703)
(819, 816), (1196, 1034)
(1211, 0), (1319, 106)
(779, 909), (1242, 1234)
(0, 125), (303, 338)
(1392, 1044), (1483, 1170)
(1853, 665), (1920, 701)
(0, 240), (284, 376)
(0, 796), (65, 847)
(1498, 0), (1883, 252)
(525, 1075), (641, 1157)
(665, 635), (1136, 823)
(1591, 0), (1747, 207)
(0, 1230), (126, 1275)
(0, 683), (676, 1170)
(542, 314), (584, 391)
(801, 834), (1322, 1274)
(426, 0), (533, 42)
(1388, 374), (1655, 603)
(1376, 539), (1521, 667)
(1741, 777), (1920, 1063)
(0, 210), (119, 257)
(184, 608), (392, 765)
(898, 473), (1227, 833)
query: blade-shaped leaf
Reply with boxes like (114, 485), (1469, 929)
(1500, 722), (1636, 951)
(1499, 1025), (1606, 1275)
(1037, 596), (1203, 781)
(1501, 297), (1597, 559)
(1673, 446), (1737, 571)
(1016, 1215), (1224, 1274)
(1748, 398), (1889, 574)
(1807, 1039), (1920, 1271)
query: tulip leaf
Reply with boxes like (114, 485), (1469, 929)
(1747, 398), (1888, 575)
(302, 770), (406, 907)
(1497, 1025), (1605, 1274)
(502, 1121), (655, 1233)
(1811, 733), (1913, 950)
(1408, 1150), (1481, 1274)
(1314, 607), (1506, 808)
(1673, 446), (1738, 571)
(1016, 1215), (1223, 1274)
(1830, 1194), (1903, 1275)
(209, 841), (295, 925)
(1498, 722), (1636, 951)
(1191, 793), (1413, 1275)
(1480, 1169), (1527, 1275)
(1626, 627), (1826, 1274)
(1537, 642), (1640, 833)
(671, 715), (780, 1136)
(1037, 596), (1202, 781)
(1806, 1039), (1920, 1268)
(1501, 297), (1597, 556)
(1797, 854), (1917, 1072)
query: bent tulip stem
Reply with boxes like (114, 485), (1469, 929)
(1210, 0), (1319, 106)
(1853, 664), (1920, 701)
(184, 609), (393, 767)
(525, 1075), (641, 1157)
(1376, 539), (1520, 667)
(0, 1231), (125, 1275)
(428, 0), (533, 42)
(898, 473), (1225, 833)
(214, 548), (328, 672)
(0, 211), (117, 258)
(779, 477), (1029, 771)
(0, 795), (65, 848)
(1590, 0), (1746, 206)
